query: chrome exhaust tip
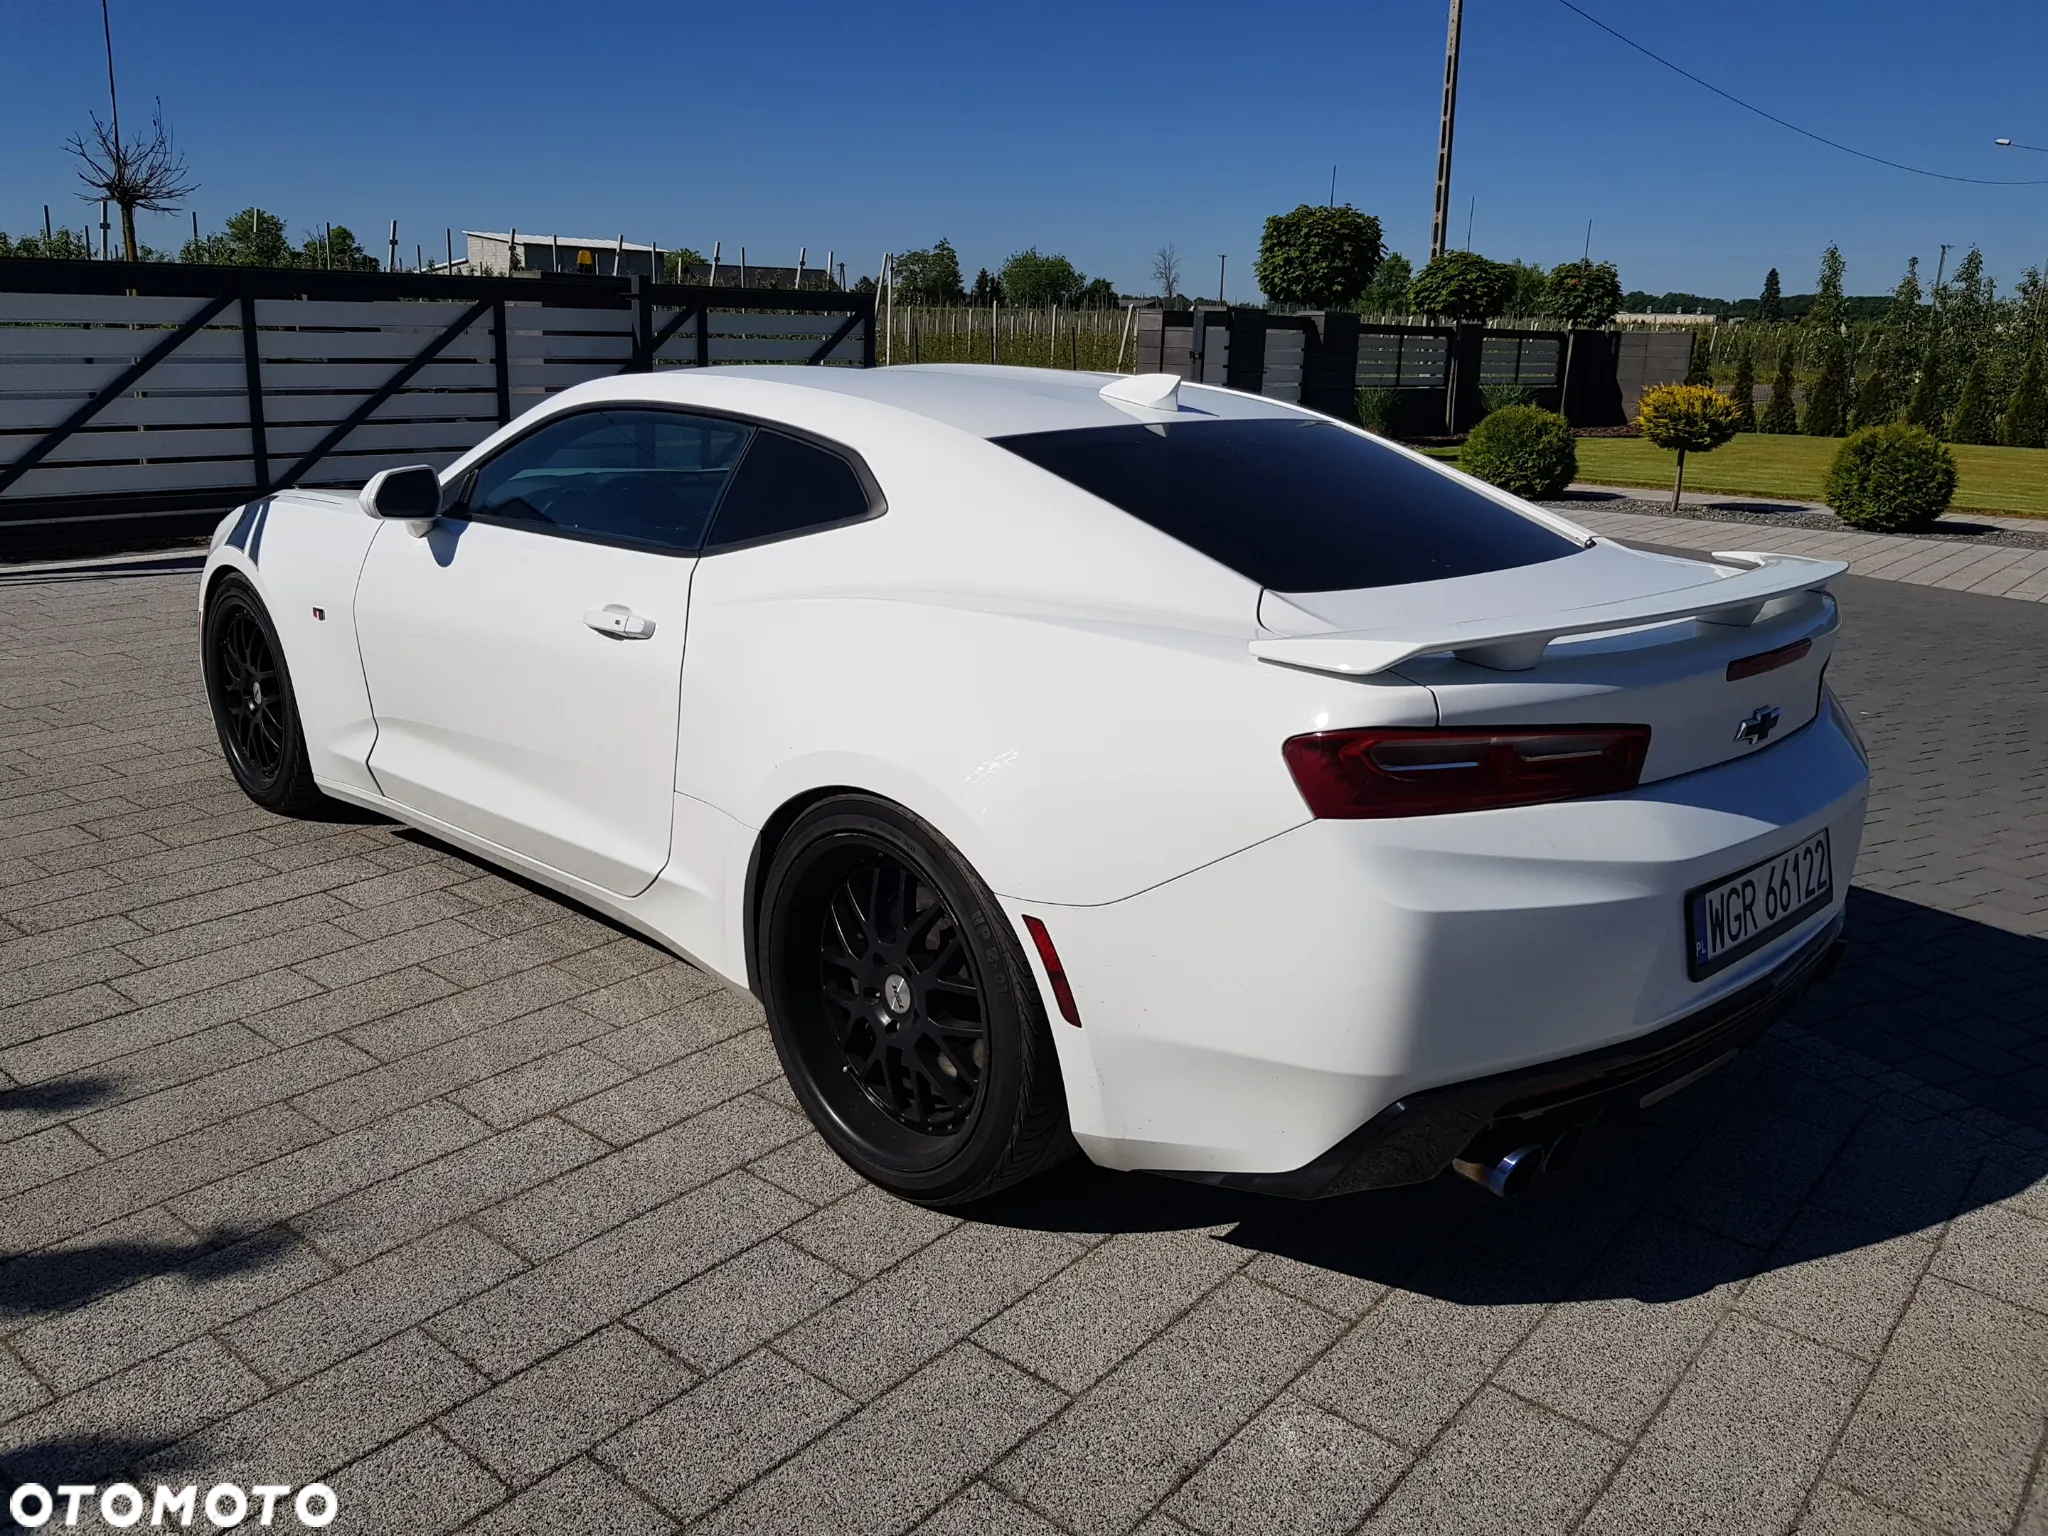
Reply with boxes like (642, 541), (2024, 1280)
(1451, 1143), (1545, 1198)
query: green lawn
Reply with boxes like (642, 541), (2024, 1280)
(1423, 434), (2048, 517)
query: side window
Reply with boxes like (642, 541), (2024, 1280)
(703, 429), (876, 553)
(462, 409), (753, 554)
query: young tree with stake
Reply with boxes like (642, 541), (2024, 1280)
(67, 2), (195, 262)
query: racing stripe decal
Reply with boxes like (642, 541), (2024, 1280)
(222, 499), (263, 553)
(245, 499), (273, 566)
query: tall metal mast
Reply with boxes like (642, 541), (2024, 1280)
(1430, 0), (1464, 263)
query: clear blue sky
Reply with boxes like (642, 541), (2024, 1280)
(5, 0), (2046, 301)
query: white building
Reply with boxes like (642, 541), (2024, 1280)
(439, 232), (833, 288)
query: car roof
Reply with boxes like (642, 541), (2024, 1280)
(565, 363), (1305, 441)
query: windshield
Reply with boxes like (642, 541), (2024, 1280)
(992, 417), (1582, 592)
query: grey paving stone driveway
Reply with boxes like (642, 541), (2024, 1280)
(1, 562), (2046, 1536)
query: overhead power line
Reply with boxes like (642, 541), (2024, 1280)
(1551, 0), (2048, 186)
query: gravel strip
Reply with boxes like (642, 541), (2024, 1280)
(1536, 494), (2048, 550)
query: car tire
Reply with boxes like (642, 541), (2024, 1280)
(758, 795), (1073, 1206)
(202, 575), (328, 817)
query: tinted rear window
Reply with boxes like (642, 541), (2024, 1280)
(704, 430), (875, 552)
(992, 418), (1580, 592)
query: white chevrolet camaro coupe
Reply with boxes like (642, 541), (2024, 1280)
(199, 364), (1868, 1204)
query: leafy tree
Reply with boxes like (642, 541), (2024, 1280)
(1903, 340), (1943, 434)
(1758, 345), (1799, 433)
(892, 238), (965, 305)
(300, 224), (380, 271)
(1947, 355), (1996, 444)
(1254, 203), (1383, 309)
(1849, 365), (1892, 431)
(1357, 252), (1413, 315)
(1727, 339), (1758, 431)
(1803, 340), (1850, 436)
(1636, 383), (1741, 509)
(1999, 350), (2047, 448)
(1407, 250), (1514, 323)
(1543, 260), (1622, 329)
(67, 98), (196, 262)
(1758, 267), (1783, 324)
(0, 227), (96, 259)
(182, 207), (296, 267)
(1825, 424), (1957, 532)
(968, 267), (1002, 306)
(1078, 277), (1118, 309)
(999, 248), (1086, 307)
(662, 248), (709, 283)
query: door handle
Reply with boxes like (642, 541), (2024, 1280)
(582, 604), (656, 640)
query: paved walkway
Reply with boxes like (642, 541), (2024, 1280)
(1, 570), (2046, 1535)
(1568, 503), (2048, 602)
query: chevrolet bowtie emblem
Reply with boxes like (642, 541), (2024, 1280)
(1734, 706), (1782, 745)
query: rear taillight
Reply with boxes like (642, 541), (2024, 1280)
(1282, 725), (1652, 819)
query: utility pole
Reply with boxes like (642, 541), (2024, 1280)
(1429, 0), (1464, 263)
(1217, 254), (1227, 304)
(388, 220), (399, 273)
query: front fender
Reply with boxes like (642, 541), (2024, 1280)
(200, 492), (383, 793)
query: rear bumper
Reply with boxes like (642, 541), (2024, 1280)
(1177, 915), (1843, 1198)
(1009, 701), (1869, 1178)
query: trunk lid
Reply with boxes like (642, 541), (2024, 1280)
(1257, 542), (1840, 784)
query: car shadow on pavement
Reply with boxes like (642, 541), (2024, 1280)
(967, 887), (2048, 1308)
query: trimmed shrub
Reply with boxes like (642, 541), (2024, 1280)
(1948, 355), (1996, 445)
(1903, 342), (1943, 433)
(1728, 342), (1757, 431)
(1459, 404), (1578, 500)
(1636, 383), (1742, 509)
(1848, 364), (1892, 431)
(1824, 424), (1958, 533)
(2000, 350), (2047, 448)
(1758, 346), (1799, 433)
(1685, 330), (1713, 386)
(1803, 340), (1849, 436)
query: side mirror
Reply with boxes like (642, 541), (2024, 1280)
(359, 465), (443, 532)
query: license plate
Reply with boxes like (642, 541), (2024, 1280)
(1686, 830), (1832, 980)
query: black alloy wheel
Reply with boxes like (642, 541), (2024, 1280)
(759, 796), (1072, 1205)
(214, 601), (285, 782)
(820, 853), (989, 1137)
(202, 577), (325, 815)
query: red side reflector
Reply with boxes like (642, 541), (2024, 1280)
(1727, 637), (1811, 681)
(1021, 915), (1082, 1027)
(1282, 725), (1651, 819)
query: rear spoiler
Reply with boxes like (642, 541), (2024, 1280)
(1250, 551), (1846, 676)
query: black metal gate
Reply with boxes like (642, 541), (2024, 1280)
(0, 258), (874, 556)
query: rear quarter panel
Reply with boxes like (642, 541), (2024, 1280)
(675, 433), (1440, 905)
